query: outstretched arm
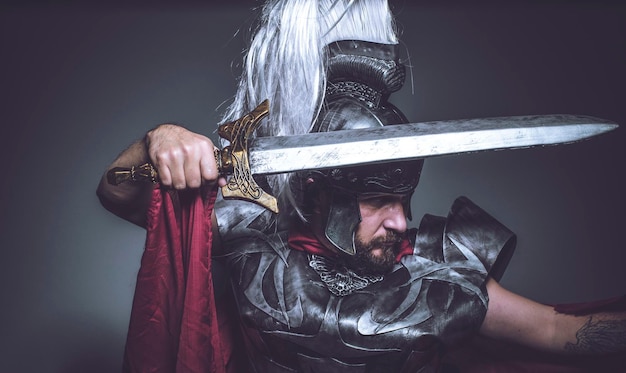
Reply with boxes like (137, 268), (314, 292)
(96, 124), (225, 227)
(480, 278), (626, 356)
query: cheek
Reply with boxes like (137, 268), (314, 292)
(355, 214), (382, 239)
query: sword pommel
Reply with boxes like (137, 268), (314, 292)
(107, 163), (158, 186)
(218, 99), (278, 213)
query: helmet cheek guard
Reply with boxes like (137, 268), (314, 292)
(325, 188), (361, 255)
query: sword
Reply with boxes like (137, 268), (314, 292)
(107, 100), (618, 213)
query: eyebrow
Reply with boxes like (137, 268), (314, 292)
(358, 193), (409, 199)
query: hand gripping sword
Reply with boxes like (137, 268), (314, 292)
(107, 99), (618, 213)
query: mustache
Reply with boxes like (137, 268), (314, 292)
(370, 231), (405, 247)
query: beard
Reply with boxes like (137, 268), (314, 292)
(347, 231), (404, 275)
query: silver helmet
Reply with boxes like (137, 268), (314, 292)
(292, 40), (424, 255)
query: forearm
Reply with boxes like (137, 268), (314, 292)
(97, 137), (154, 227)
(482, 279), (626, 356)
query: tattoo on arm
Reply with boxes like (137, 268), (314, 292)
(564, 316), (626, 355)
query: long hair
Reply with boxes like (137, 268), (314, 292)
(220, 0), (398, 210)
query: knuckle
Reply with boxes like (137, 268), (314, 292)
(159, 177), (172, 187)
(153, 150), (171, 163)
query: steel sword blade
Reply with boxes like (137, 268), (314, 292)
(247, 114), (618, 175)
(107, 104), (618, 213)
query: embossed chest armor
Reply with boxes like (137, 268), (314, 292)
(215, 196), (515, 373)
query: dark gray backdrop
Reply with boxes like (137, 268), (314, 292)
(1, 1), (624, 372)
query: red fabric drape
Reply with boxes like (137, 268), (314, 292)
(122, 186), (226, 373)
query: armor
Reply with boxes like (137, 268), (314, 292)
(215, 195), (515, 372)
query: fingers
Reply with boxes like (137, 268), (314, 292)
(146, 124), (221, 190)
(199, 155), (220, 184)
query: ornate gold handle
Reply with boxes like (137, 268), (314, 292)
(106, 100), (279, 213)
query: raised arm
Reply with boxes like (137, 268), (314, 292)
(96, 123), (224, 227)
(480, 278), (626, 356)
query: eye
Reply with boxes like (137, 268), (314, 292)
(361, 197), (386, 208)
(359, 192), (412, 211)
(359, 194), (399, 209)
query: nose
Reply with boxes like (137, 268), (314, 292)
(382, 201), (407, 233)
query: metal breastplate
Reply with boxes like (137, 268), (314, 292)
(215, 196), (516, 373)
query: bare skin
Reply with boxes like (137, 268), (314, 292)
(482, 280), (626, 355)
(565, 316), (626, 354)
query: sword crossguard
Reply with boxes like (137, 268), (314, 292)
(105, 99), (279, 213)
(218, 99), (278, 213)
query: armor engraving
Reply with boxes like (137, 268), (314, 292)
(308, 254), (384, 297)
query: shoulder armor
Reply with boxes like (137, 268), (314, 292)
(413, 196), (516, 281)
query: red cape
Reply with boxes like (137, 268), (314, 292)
(123, 186), (235, 373)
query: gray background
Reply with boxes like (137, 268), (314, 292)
(1, 1), (624, 372)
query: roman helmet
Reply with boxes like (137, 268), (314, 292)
(292, 40), (424, 255)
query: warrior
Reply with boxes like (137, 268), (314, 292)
(213, 36), (503, 369)
(97, 1), (626, 372)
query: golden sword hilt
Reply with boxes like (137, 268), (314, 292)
(106, 99), (278, 213)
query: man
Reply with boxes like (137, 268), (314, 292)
(97, 0), (626, 371)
